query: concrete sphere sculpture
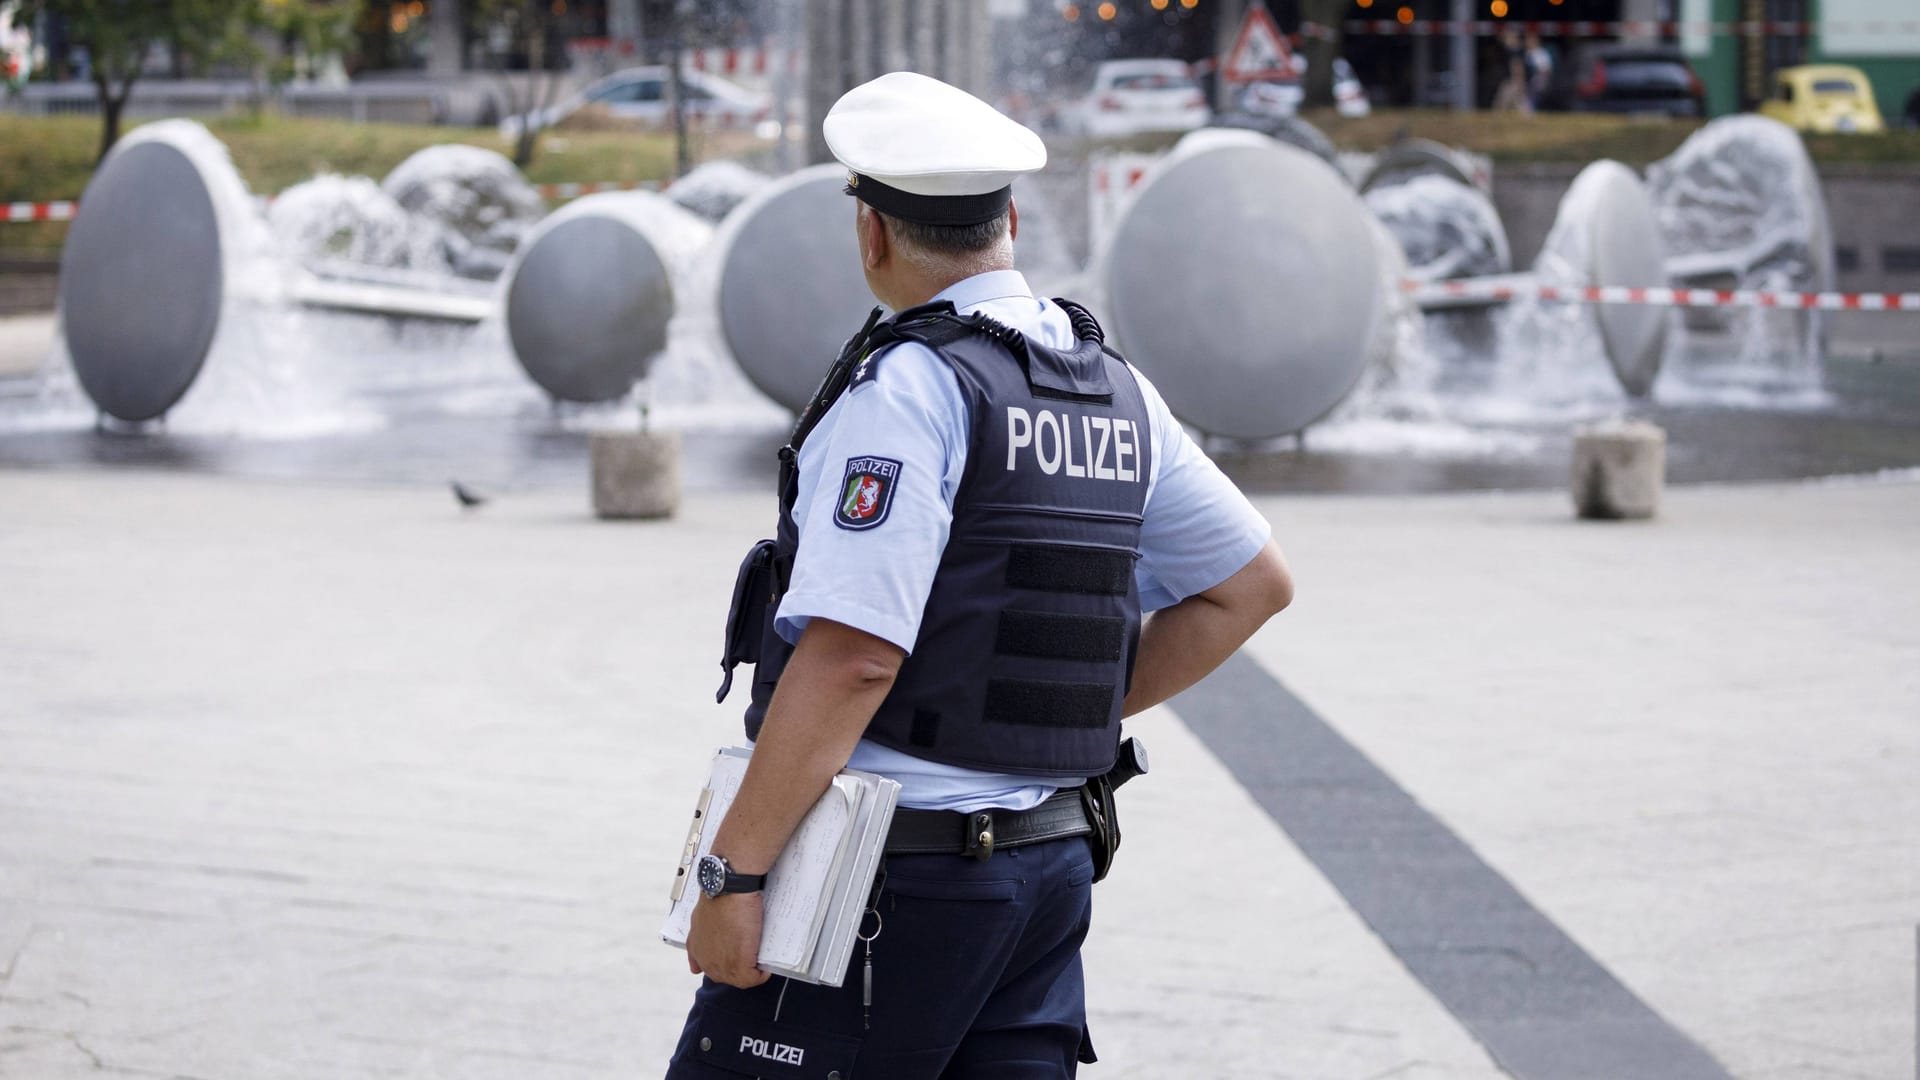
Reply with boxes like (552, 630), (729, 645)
(714, 164), (872, 413)
(1102, 130), (1383, 438)
(382, 144), (545, 281)
(59, 123), (236, 422)
(1359, 138), (1484, 195)
(1646, 115), (1833, 359)
(505, 191), (712, 403)
(1543, 160), (1670, 398)
(1207, 113), (1340, 170)
(1364, 173), (1511, 282)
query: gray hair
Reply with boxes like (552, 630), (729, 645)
(859, 202), (1013, 277)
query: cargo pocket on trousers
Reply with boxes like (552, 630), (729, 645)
(672, 1001), (862, 1079)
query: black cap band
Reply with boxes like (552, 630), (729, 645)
(846, 173), (1012, 227)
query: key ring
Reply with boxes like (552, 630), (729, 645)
(858, 909), (883, 942)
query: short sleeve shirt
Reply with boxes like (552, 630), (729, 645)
(774, 269), (1270, 809)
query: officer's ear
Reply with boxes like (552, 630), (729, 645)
(1008, 199), (1019, 243)
(859, 204), (888, 272)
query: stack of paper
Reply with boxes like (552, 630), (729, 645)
(662, 747), (901, 986)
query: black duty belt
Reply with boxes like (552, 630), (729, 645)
(884, 787), (1091, 860)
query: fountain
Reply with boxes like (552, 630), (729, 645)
(506, 191), (711, 403)
(48, 120), (713, 424)
(9, 106), (1880, 492)
(1649, 115), (1833, 383)
(710, 163), (870, 414)
(1101, 128), (1383, 440)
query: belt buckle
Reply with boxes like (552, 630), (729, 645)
(965, 811), (995, 861)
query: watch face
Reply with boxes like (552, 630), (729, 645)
(697, 854), (726, 898)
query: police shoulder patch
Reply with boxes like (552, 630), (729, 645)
(850, 343), (892, 389)
(834, 456), (902, 531)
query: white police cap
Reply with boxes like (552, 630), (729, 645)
(825, 71), (1046, 227)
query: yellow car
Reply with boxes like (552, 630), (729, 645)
(1759, 65), (1885, 134)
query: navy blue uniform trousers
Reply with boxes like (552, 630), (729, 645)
(666, 836), (1098, 1079)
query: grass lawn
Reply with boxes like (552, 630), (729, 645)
(0, 112), (753, 256)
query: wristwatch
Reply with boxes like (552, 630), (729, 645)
(696, 853), (766, 899)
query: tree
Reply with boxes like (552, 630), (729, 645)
(17, 0), (256, 160)
(1298, 0), (1343, 109)
(250, 0), (357, 89)
(472, 0), (567, 167)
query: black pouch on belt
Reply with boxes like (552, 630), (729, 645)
(1078, 773), (1121, 883)
(716, 538), (778, 704)
(1080, 737), (1148, 883)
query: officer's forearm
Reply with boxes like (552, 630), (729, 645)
(709, 618), (904, 876)
(1122, 539), (1292, 717)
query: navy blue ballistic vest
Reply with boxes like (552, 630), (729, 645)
(740, 300), (1154, 778)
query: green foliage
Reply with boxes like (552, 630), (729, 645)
(16, 0), (255, 84)
(469, 0), (568, 165)
(248, 0), (360, 87)
(14, 0), (358, 155)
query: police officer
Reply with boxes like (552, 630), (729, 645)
(671, 71), (1292, 1078)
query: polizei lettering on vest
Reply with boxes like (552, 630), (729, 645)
(1005, 406), (1140, 482)
(739, 1036), (804, 1066)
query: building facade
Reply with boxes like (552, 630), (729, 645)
(1683, 0), (1918, 119)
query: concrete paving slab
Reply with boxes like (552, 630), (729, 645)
(1089, 703), (1505, 1079)
(1238, 478), (1920, 1080)
(1172, 653), (1732, 1080)
(0, 470), (1504, 1080)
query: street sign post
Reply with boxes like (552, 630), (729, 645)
(1223, 1), (1298, 84)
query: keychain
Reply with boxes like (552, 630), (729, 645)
(857, 907), (883, 1030)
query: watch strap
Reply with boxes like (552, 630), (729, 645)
(702, 854), (766, 896)
(720, 867), (767, 895)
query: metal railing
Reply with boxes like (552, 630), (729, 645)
(1, 79), (453, 125)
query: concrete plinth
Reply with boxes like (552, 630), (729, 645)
(1572, 419), (1666, 520)
(590, 430), (681, 520)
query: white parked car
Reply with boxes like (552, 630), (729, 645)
(1071, 59), (1210, 140)
(501, 66), (778, 140)
(1237, 57), (1371, 119)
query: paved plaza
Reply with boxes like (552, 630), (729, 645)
(1, 466), (1916, 1079)
(0, 316), (55, 380)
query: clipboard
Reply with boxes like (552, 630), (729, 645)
(661, 747), (900, 986)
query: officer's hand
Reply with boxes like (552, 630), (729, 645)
(686, 892), (770, 989)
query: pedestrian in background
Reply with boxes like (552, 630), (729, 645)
(1493, 26), (1530, 112)
(1524, 30), (1555, 112)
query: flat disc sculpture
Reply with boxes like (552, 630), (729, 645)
(716, 164), (871, 413)
(1566, 161), (1669, 397)
(1104, 133), (1382, 438)
(506, 192), (692, 402)
(60, 136), (224, 422)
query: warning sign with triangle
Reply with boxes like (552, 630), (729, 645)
(1222, 2), (1297, 83)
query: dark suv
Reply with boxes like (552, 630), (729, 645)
(1548, 44), (1704, 117)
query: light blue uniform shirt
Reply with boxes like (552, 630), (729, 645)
(774, 270), (1270, 811)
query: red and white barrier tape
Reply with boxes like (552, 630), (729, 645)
(687, 45), (800, 78)
(1407, 278), (1920, 312)
(1324, 18), (1920, 37)
(2, 201), (77, 223)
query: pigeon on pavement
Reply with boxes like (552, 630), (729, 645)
(450, 480), (489, 510)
